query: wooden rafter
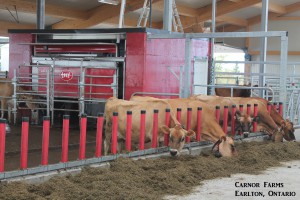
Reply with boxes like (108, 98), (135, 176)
(52, 0), (161, 29)
(0, 20), (35, 36)
(105, 17), (162, 29)
(0, 0), (88, 20)
(197, 0), (261, 22)
(254, 2), (286, 14)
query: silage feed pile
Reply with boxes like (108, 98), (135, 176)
(1, 141), (300, 200)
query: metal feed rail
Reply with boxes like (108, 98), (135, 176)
(0, 132), (268, 181)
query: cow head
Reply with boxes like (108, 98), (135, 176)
(280, 119), (296, 141)
(235, 110), (258, 135)
(160, 124), (195, 156)
(212, 136), (237, 157)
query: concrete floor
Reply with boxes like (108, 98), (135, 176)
(165, 129), (300, 200)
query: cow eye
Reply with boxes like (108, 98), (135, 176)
(180, 137), (185, 142)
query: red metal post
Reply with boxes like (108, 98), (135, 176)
(95, 113), (104, 157)
(223, 106), (229, 134)
(0, 119), (6, 172)
(41, 116), (50, 166)
(247, 104), (251, 115)
(253, 104), (258, 132)
(279, 102), (283, 116)
(267, 102), (271, 114)
(231, 105), (236, 136)
(164, 108), (170, 146)
(61, 115), (70, 163)
(239, 104), (244, 112)
(176, 108), (181, 122)
(152, 109), (159, 148)
(125, 111), (132, 152)
(20, 117), (29, 170)
(196, 107), (202, 141)
(111, 112), (118, 155)
(79, 114), (87, 160)
(215, 106), (220, 124)
(186, 108), (192, 143)
(139, 110), (146, 150)
(273, 102), (278, 112)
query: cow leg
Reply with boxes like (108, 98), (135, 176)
(1, 99), (5, 118)
(104, 121), (112, 156)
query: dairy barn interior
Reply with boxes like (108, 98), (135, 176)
(0, 0), (300, 199)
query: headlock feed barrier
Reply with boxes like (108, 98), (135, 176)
(0, 102), (281, 180)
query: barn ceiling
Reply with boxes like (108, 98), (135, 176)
(0, 0), (300, 36)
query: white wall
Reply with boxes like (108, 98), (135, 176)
(0, 44), (9, 71)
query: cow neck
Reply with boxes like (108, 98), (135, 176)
(202, 119), (226, 143)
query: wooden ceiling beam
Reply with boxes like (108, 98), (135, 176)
(285, 2), (300, 14)
(217, 15), (248, 27)
(0, 0), (88, 20)
(52, 0), (161, 29)
(151, 1), (198, 17)
(0, 20), (35, 37)
(197, 0), (261, 22)
(253, 2), (286, 14)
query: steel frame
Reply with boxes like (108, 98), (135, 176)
(148, 31), (288, 117)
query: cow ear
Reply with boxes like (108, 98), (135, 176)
(252, 116), (260, 122)
(220, 136), (227, 141)
(186, 130), (195, 137)
(159, 125), (170, 134)
(235, 110), (241, 120)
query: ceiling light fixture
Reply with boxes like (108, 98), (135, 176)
(98, 0), (119, 5)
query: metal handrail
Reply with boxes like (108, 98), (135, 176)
(192, 84), (274, 100)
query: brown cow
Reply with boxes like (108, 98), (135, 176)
(190, 95), (289, 142)
(130, 96), (237, 157)
(215, 84), (251, 97)
(0, 78), (39, 124)
(0, 78), (13, 119)
(104, 97), (195, 156)
(250, 97), (295, 141)
(189, 94), (255, 134)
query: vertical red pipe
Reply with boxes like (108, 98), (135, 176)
(253, 104), (258, 132)
(20, 117), (29, 170)
(95, 113), (104, 157)
(61, 115), (70, 163)
(186, 108), (192, 143)
(79, 114), (87, 160)
(111, 112), (118, 155)
(164, 108), (170, 146)
(223, 106), (229, 134)
(152, 109), (159, 148)
(273, 102), (277, 112)
(41, 116), (50, 166)
(279, 102), (283, 116)
(139, 110), (146, 150)
(267, 102), (271, 113)
(176, 108), (181, 122)
(231, 105), (236, 136)
(125, 111), (132, 152)
(239, 104), (244, 112)
(215, 106), (220, 124)
(247, 104), (251, 115)
(196, 107), (202, 141)
(0, 119), (6, 172)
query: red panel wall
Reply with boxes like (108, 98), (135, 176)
(8, 34), (34, 79)
(125, 33), (210, 99)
